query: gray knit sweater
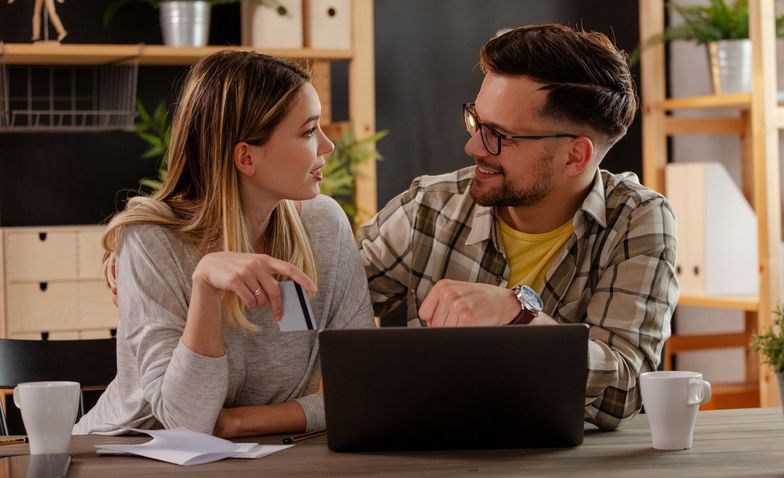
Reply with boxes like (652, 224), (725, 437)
(74, 195), (374, 435)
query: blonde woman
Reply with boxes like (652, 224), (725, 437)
(74, 51), (373, 437)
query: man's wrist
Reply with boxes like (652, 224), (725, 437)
(508, 308), (537, 325)
(507, 285), (543, 325)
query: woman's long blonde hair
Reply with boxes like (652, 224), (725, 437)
(103, 51), (318, 330)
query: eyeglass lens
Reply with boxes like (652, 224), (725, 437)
(464, 105), (499, 155)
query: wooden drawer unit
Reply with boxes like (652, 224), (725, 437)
(78, 229), (106, 280)
(5, 230), (78, 281)
(0, 225), (118, 339)
(6, 282), (80, 333)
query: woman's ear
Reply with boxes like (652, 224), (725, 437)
(563, 136), (594, 177)
(233, 141), (258, 177)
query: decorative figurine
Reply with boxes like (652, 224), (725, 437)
(7, 0), (68, 42)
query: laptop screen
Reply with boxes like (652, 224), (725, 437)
(320, 324), (589, 451)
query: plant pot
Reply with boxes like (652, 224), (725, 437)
(159, 1), (211, 47)
(778, 372), (784, 413)
(707, 39), (752, 95)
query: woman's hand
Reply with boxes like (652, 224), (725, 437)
(192, 252), (317, 321)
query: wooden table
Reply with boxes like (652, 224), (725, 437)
(1, 408), (782, 477)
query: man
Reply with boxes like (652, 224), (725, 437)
(357, 24), (677, 430)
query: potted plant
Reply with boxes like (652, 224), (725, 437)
(751, 306), (784, 411)
(133, 101), (388, 223)
(104, 0), (287, 47)
(133, 99), (170, 192)
(633, 0), (784, 94)
(318, 123), (389, 225)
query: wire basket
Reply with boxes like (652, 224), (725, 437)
(0, 56), (138, 132)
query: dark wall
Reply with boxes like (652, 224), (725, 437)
(372, 0), (642, 207)
(0, 0), (241, 226)
(0, 0), (641, 226)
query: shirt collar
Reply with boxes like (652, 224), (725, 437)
(579, 170), (607, 228)
(465, 203), (495, 246)
(463, 169), (608, 247)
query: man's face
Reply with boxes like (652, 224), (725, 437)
(466, 73), (567, 208)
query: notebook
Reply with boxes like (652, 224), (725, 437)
(319, 324), (589, 451)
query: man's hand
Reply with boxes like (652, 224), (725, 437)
(418, 280), (521, 327)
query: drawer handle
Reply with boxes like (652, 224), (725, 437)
(39, 282), (48, 292)
(110, 328), (117, 337)
(41, 331), (49, 340)
(38, 232), (47, 241)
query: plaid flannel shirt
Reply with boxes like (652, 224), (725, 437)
(357, 166), (678, 430)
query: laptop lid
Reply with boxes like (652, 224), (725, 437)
(320, 324), (589, 452)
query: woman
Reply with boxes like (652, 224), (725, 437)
(74, 51), (374, 437)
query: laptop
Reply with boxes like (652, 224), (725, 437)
(319, 324), (589, 452)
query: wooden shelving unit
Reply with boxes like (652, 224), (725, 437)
(0, 43), (355, 65)
(0, 0), (378, 340)
(639, 0), (782, 408)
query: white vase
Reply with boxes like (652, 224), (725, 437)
(241, 0), (303, 48)
(778, 373), (784, 413)
(707, 39), (752, 95)
(159, 1), (211, 47)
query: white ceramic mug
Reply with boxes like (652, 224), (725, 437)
(640, 371), (711, 450)
(12, 381), (80, 454)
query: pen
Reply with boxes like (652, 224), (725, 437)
(0, 436), (27, 446)
(282, 429), (326, 444)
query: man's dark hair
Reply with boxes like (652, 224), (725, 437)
(480, 24), (637, 144)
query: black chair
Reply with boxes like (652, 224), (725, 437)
(0, 338), (117, 435)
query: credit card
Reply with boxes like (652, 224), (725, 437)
(277, 281), (316, 332)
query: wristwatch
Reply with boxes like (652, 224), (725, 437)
(508, 284), (543, 325)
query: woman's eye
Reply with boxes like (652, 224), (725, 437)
(305, 127), (317, 137)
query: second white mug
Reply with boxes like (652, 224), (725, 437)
(640, 371), (711, 450)
(13, 381), (80, 455)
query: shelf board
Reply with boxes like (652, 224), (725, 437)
(701, 381), (760, 410)
(0, 43), (354, 65)
(656, 93), (752, 111)
(678, 295), (758, 311)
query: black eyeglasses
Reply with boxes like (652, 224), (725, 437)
(463, 103), (577, 155)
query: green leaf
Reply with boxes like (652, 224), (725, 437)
(752, 306), (784, 374)
(320, 124), (389, 222)
(134, 99), (172, 197)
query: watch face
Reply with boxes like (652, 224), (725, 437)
(520, 285), (543, 311)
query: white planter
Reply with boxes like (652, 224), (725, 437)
(306, 0), (351, 49)
(159, 1), (211, 47)
(707, 39), (751, 94)
(241, 0), (303, 49)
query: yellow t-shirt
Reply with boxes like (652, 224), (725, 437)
(497, 215), (573, 292)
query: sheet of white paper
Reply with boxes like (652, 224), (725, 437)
(94, 428), (291, 466)
(231, 443), (294, 459)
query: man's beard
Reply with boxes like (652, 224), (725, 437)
(469, 153), (554, 207)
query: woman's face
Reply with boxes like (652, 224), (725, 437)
(243, 83), (334, 205)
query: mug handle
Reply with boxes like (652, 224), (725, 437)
(12, 386), (21, 409)
(687, 378), (712, 406)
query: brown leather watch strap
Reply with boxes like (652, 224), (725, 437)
(508, 308), (536, 325)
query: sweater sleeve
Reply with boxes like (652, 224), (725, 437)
(117, 225), (228, 434)
(294, 197), (375, 431)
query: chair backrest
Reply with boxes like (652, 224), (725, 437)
(0, 338), (117, 435)
(0, 338), (116, 389)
